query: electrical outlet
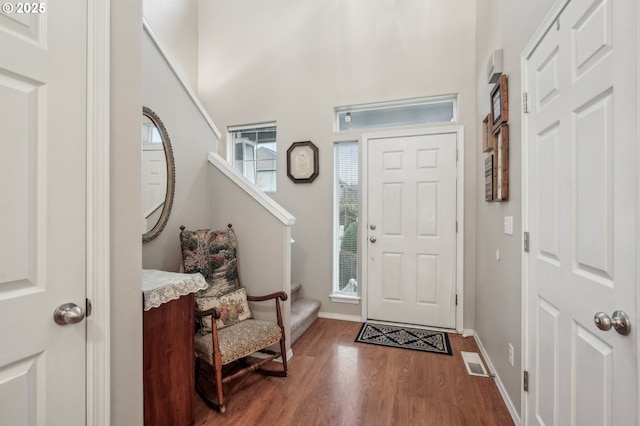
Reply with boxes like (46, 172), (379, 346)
(508, 343), (514, 366)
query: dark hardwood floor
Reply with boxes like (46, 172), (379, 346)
(195, 318), (514, 426)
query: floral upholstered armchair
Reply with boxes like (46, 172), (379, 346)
(179, 224), (288, 413)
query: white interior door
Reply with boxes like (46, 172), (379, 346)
(0, 3), (89, 424)
(367, 131), (457, 328)
(524, 0), (637, 424)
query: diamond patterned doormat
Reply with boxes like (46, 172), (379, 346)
(355, 323), (453, 356)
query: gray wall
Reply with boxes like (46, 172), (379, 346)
(197, 0), (478, 325)
(141, 29), (219, 272)
(111, 0), (143, 423)
(474, 0), (556, 416)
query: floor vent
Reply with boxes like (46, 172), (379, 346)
(461, 351), (489, 377)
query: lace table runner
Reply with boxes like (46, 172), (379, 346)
(142, 269), (207, 311)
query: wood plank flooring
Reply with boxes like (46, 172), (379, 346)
(195, 318), (514, 426)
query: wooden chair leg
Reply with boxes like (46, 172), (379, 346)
(194, 357), (227, 413)
(214, 360), (225, 413)
(279, 337), (288, 374)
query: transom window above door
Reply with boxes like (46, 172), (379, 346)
(228, 122), (277, 192)
(335, 95), (457, 132)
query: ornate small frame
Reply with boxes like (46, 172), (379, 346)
(287, 141), (319, 183)
(490, 74), (509, 133)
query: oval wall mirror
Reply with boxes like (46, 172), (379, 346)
(142, 106), (175, 243)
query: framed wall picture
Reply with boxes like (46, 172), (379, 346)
(482, 114), (493, 152)
(490, 74), (508, 133)
(287, 141), (319, 183)
(493, 124), (509, 201)
(485, 155), (494, 201)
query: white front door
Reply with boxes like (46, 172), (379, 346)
(0, 3), (89, 424)
(524, 0), (637, 424)
(366, 131), (457, 328)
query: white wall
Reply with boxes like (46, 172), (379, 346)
(111, 0), (143, 423)
(143, 0), (199, 89)
(197, 0), (478, 325)
(141, 29), (219, 271)
(474, 0), (556, 418)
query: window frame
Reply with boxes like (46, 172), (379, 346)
(334, 95), (457, 132)
(331, 140), (361, 304)
(228, 122), (277, 193)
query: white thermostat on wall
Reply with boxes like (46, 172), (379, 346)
(487, 49), (503, 84)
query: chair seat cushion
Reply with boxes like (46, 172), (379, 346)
(195, 319), (283, 365)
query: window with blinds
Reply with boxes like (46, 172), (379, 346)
(334, 141), (359, 296)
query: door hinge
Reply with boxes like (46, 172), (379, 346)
(455, 294), (458, 305)
(456, 149), (459, 161)
(86, 298), (93, 318)
(524, 231), (530, 253)
(456, 221), (458, 233)
(523, 370), (529, 392)
(523, 92), (530, 113)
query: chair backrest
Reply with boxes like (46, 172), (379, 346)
(180, 225), (255, 331)
(179, 226), (241, 298)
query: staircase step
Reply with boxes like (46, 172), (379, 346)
(291, 298), (320, 344)
(291, 281), (302, 302)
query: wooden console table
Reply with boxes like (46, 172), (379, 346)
(142, 269), (207, 426)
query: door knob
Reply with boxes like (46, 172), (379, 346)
(53, 303), (86, 325)
(370, 236), (377, 243)
(370, 224), (377, 230)
(593, 310), (631, 336)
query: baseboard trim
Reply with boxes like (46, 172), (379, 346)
(472, 330), (521, 426)
(318, 312), (362, 323)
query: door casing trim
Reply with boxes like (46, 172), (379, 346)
(360, 125), (464, 332)
(86, 1), (110, 425)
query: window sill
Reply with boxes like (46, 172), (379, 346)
(329, 293), (361, 304)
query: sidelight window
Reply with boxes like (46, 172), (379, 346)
(332, 141), (359, 302)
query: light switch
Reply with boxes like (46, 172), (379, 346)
(504, 216), (513, 235)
